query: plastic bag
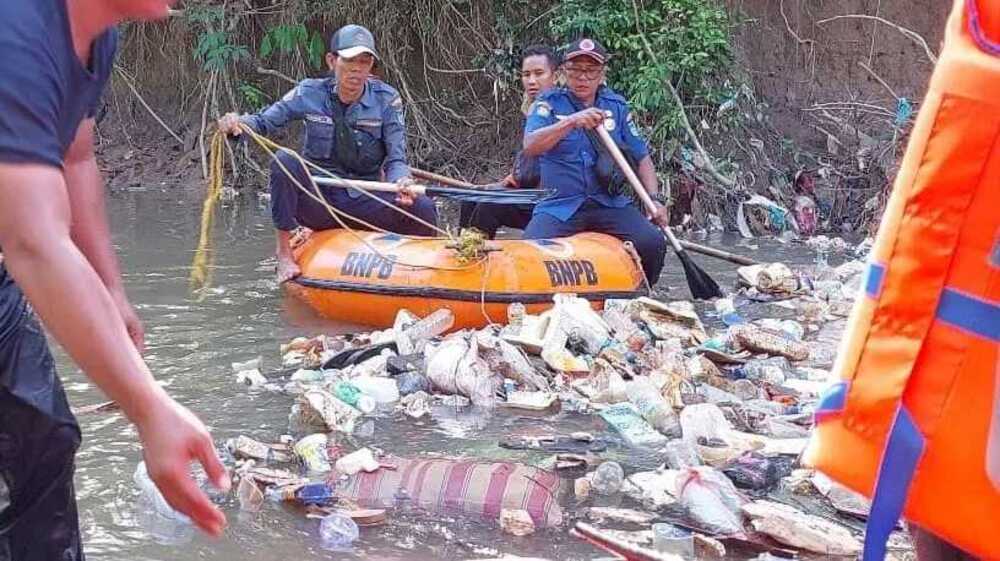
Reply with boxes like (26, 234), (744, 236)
(676, 467), (745, 537)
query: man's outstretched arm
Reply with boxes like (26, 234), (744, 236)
(64, 118), (145, 351)
(0, 161), (229, 536)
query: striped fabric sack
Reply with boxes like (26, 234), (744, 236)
(332, 456), (564, 527)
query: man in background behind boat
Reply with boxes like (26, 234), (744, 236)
(219, 24), (437, 283)
(459, 45), (560, 239)
(522, 38), (669, 284)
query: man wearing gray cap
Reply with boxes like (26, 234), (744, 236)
(220, 24), (436, 283)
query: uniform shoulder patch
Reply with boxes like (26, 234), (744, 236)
(532, 101), (552, 118)
(389, 95), (404, 110)
(627, 112), (642, 136)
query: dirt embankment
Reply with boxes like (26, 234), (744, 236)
(99, 1), (949, 205)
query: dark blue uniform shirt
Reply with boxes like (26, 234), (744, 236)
(242, 77), (409, 197)
(0, 0), (117, 336)
(525, 86), (649, 221)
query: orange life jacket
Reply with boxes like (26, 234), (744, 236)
(803, 0), (1000, 559)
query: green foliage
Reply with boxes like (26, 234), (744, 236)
(195, 31), (250, 71)
(260, 24), (326, 69)
(238, 82), (269, 110)
(550, 0), (732, 142)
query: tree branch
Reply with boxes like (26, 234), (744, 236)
(816, 14), (938, 64)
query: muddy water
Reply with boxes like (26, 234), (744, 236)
(63, 186), (834, 560)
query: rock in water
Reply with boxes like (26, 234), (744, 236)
(741, 500), (862, 555)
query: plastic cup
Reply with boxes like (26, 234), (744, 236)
(652, 523), (694, 557)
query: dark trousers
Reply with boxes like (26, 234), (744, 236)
(523, 200), (667, 283)
(269, 150), (438, 236)
(458, 202), (534, 239)
(0, 269), (84, 561)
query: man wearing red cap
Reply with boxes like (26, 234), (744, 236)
(523, 38), (669, 284)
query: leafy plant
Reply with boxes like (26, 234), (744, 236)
(260, 24), (326, 69)
(195, 31), (250, 71)
(238, 82), (269, 110)
(550, 0), (732, 143)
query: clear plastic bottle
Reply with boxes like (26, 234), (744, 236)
(626, 378), (681, 437)
(319, 512), (359, 551)
(134, 461), (190, 522)
(592, 461), (625, 495)
(507, 302), (526, 333)
(402, 309), (455, 354)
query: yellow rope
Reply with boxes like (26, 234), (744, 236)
(189, 125), (488, 294)
(189, 132), (225, 297)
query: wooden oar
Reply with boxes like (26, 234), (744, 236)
(594, 125), (723, 299)
(310, 176), (546, 205)
(679, 240), (757, 266)
(410, 167), (476, 189)
(413, 166), (755, 267)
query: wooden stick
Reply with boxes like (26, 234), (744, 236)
(311, 176), (428, 196)
(679, 240), (758, 266)
(410, 167), (475, 189)
(594, 125), (685, 253)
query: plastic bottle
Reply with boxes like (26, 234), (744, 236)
(626, 378), (681, 437)
(507, 302), (526, 333)
(402, 309), (455, 354)
(134, 461), (190, 523)
(319, 512), (359, 551)
(351, 376), (400, 405)
(332, 381), (377, 414)
(591, 461), (625, 495)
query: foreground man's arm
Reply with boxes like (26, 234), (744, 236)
(63, 118), (145, 352)
(0, 160), (229, 536)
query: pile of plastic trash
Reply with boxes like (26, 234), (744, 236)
(138, 238), (912, 559)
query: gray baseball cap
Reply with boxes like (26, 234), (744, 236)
(330, 24), (378, 59)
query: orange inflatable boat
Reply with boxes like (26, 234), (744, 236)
(804, 1), (1000, 559)
(286, 230), (644, 329)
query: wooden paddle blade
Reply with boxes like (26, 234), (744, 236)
(677, 250), (724, 299)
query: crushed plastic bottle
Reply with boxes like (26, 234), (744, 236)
(592, 461), (625, 495)
(399, 309), (455, 355)
(319, 512), (359, 551)
(625, 378), (681, 437)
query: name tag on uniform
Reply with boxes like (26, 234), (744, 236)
(305, 114), (333, 125)
(355, 119), (382, 127)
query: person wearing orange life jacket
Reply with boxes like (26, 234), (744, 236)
(803, 1), (1000, 560)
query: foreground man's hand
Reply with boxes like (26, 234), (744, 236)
(137, 392), (230, 537)
(217, 113), (243, 136)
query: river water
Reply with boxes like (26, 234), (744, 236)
(62, 185), (830, 561)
